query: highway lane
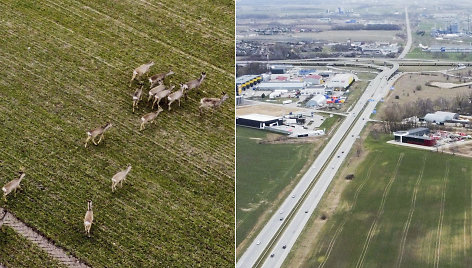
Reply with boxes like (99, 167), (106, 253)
(236, 61), (397, 268)
(398, 7), (412, 59)
(261, 64), (399, 267)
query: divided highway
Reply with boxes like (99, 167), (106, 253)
(236, 61), (400, 268)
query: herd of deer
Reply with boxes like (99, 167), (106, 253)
(1, 61), (229, 237)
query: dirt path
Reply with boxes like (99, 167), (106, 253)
(1, 208), (89, 268)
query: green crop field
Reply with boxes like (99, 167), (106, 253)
(0, 226), (65, 268)
(0, 0), (234, 267)
(303, 134), (472, 267)
(236, 127), (316, 253)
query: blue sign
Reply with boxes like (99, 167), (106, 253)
(372, 109), (377, 114)
(390, 86), (394, 90)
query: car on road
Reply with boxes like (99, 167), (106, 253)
(305, 210), (308, 213)
(292, 194), (295, 198)
(256, 241), (261, 245)
(280, 217), (284, 221)
(282, 245), (287, 249)
(270, 253), (275, 258)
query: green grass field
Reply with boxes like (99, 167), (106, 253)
(303, 134), (472, 267)
(236, 127), (315, 250)
(0, 227), (65, 268)
(0, 0), (234, 267)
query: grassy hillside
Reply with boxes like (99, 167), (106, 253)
(304, 135), (472, 267)
(0, 0), (234, 267)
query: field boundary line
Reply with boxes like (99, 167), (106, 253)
(80, 5), (232, 76)
(356, 153), (404, 268)
(1, 208), (90, 268)
(396, 155), (427, 268)
(433, 161), (449, 268)
(136, 0), (233, 40)
(319, 155), (380, 268)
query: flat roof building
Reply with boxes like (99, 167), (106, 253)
(326, 73), (355, 89)
(256, 82), (306, 91)
(393, 128), (436, 146)
(236, 114), (283, 129)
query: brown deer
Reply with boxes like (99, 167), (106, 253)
(183, 72), (206, 97)
(149, 70), (174, 88)
(130, 62), (154, 86)
(132, 85), (144, 112)
(152, 85), (174, 109)
(83, 200), (93, 237)
(167, 84), (187, 111)
(148, 81), (166, 102)
(199, 93), (229, 115)
(111, 166), (132, 192)
(85, 123), (113, 147)
(140, 107), (164, 130)
(2, 172), (25, 202)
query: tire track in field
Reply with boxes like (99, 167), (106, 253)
(433, 161), (449, 268)
(0, 58), (233, 234)
(34, 0), (232, 76)
(134, 0), (233, 40)
(79, 4), (232, 76)
(1, 208), (90, 268)
(0, 10), (234, 161)
(0, 35), (232, 179)
(396, 155), (427, 268)
(2, 2), (235, 131)
(0, 53), (228, 182)
(356, 153), (404, 268)
(319, 156), (380, 268)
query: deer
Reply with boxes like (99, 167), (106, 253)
(130, 61), (154, 86)
(183, 72), (206, 98)
(152, 85), (174, 109)
(148, 81), (166, 102)
(2, 172), (25, 202)
(149, 70), (174, 88)
(111, 166), (132, 192)
(199, 93), (229, 115)
(85, 123), (113, 148)
(83, 200), (93, 237)
(167, 84), (188, 111)
(140, 107), (164, 130)
(132, 85), (144, 113)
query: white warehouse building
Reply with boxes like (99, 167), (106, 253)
(256, 82), (306, 91)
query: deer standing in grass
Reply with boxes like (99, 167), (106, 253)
(111, 166), (132, 192)
(85, 123), (113, 147)
(167, 84), (187, 111)
(140, 107), (164, 130)
(199, 93), (229, 115)
(148, 81), (165, 102)
(149, 70), (174, 88)
(152, 85), (174, 109)
(130, 62), (154, 86)
(2, 172), (25, 202)
(183, 72), (206, 97)
(83, 200), (93, 237)
(132, 85), (144, 112)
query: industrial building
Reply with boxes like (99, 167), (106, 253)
(306, 95), (327, 107)
(270, 65), (293, 74)
(304, 74), (323, 85)
(393, 128), (436, 146)
(423, 111), (459, 124)
(326, 73), (355, 89)
(429, 45), (472, 53)
(256, 82), (306, 91)
(236, 75), (263, 95)
(236, 114), (283, 129)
